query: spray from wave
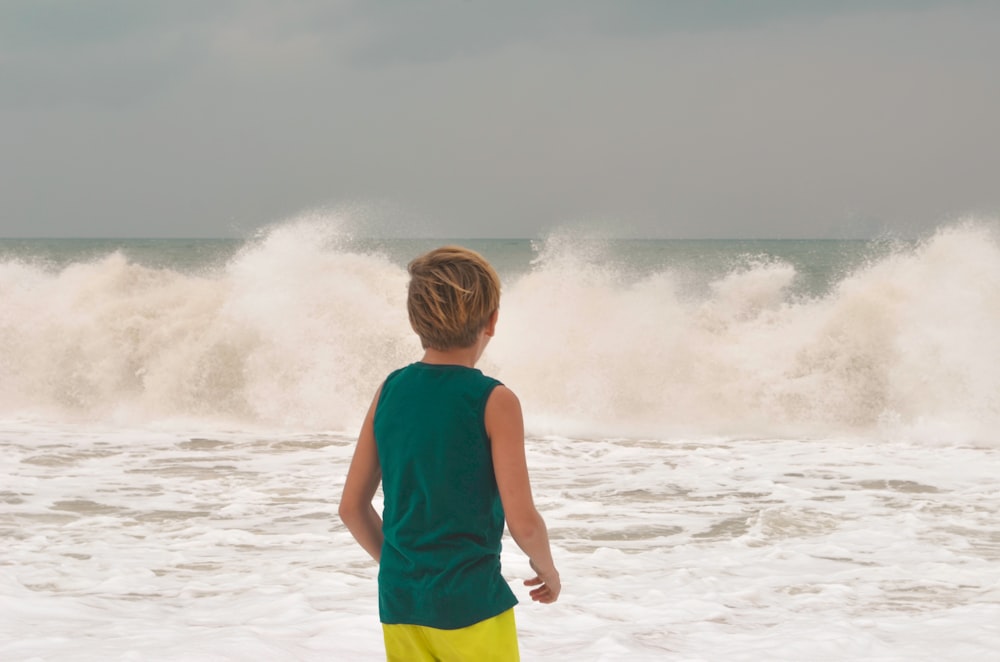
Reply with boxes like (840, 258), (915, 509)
(2, 218), (998, 443)
(492, 221), (1000, 443)
(0, 219), (416, 427)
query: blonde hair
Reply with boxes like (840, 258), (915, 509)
(407, 246), (501, 350)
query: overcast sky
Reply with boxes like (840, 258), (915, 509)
(1, 1), (998, 239)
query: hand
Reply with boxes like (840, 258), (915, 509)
(524, 559), (561, 604)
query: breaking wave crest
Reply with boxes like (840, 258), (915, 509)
(2, 219), (999, 444)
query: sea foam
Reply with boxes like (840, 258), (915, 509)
(2, 219), (999, 444)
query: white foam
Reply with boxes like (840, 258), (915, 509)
(2, 220), (1000, 445)
(492, 221), (1000, 444)
(1, 423), (998, 659)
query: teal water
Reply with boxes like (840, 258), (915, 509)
(0, 237), (884, 297)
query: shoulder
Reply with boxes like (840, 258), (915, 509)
(384, 364), (412, 382)
(373, 367), (410, 418)
(486, 384), (520, 410)
(484, 385), (523, 435)
(378, 364), (414, 395)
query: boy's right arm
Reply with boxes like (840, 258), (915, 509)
(338, 387), (384, 563)
(486, 385), (561, 604)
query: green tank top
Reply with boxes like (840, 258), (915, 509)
(373, 362), (518, 629)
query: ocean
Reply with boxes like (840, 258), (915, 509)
(2, 220), (999, 660)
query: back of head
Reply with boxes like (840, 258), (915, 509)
(407, 246), (501, 350)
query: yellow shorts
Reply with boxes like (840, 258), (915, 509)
(382, 608), (519, 662)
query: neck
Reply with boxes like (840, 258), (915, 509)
(420, 345), (480, 368)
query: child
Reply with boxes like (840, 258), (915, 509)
(339, 245), (560, 661)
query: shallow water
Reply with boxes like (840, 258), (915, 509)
(2, 423), (998, 660)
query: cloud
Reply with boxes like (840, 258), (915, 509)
(1, 1), (999, 238)
(0, 2), (228, 109)
(334, 0), (993, 67)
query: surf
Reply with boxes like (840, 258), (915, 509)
(1, 219), (998, 444)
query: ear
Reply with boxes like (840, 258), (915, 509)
(484, 309), (499, 337)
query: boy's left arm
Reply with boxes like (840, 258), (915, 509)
(338, 388), (384, 563)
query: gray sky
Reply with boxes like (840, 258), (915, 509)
(2, 1), (999, 239)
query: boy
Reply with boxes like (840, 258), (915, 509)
(339, 246), (560, 661)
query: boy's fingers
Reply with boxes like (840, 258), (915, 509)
(530, 588), (554, 603)
(524, 576), (542, 586)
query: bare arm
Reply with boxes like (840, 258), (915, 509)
(486, 385), (560, 603)
(338, 387), (384, 563)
